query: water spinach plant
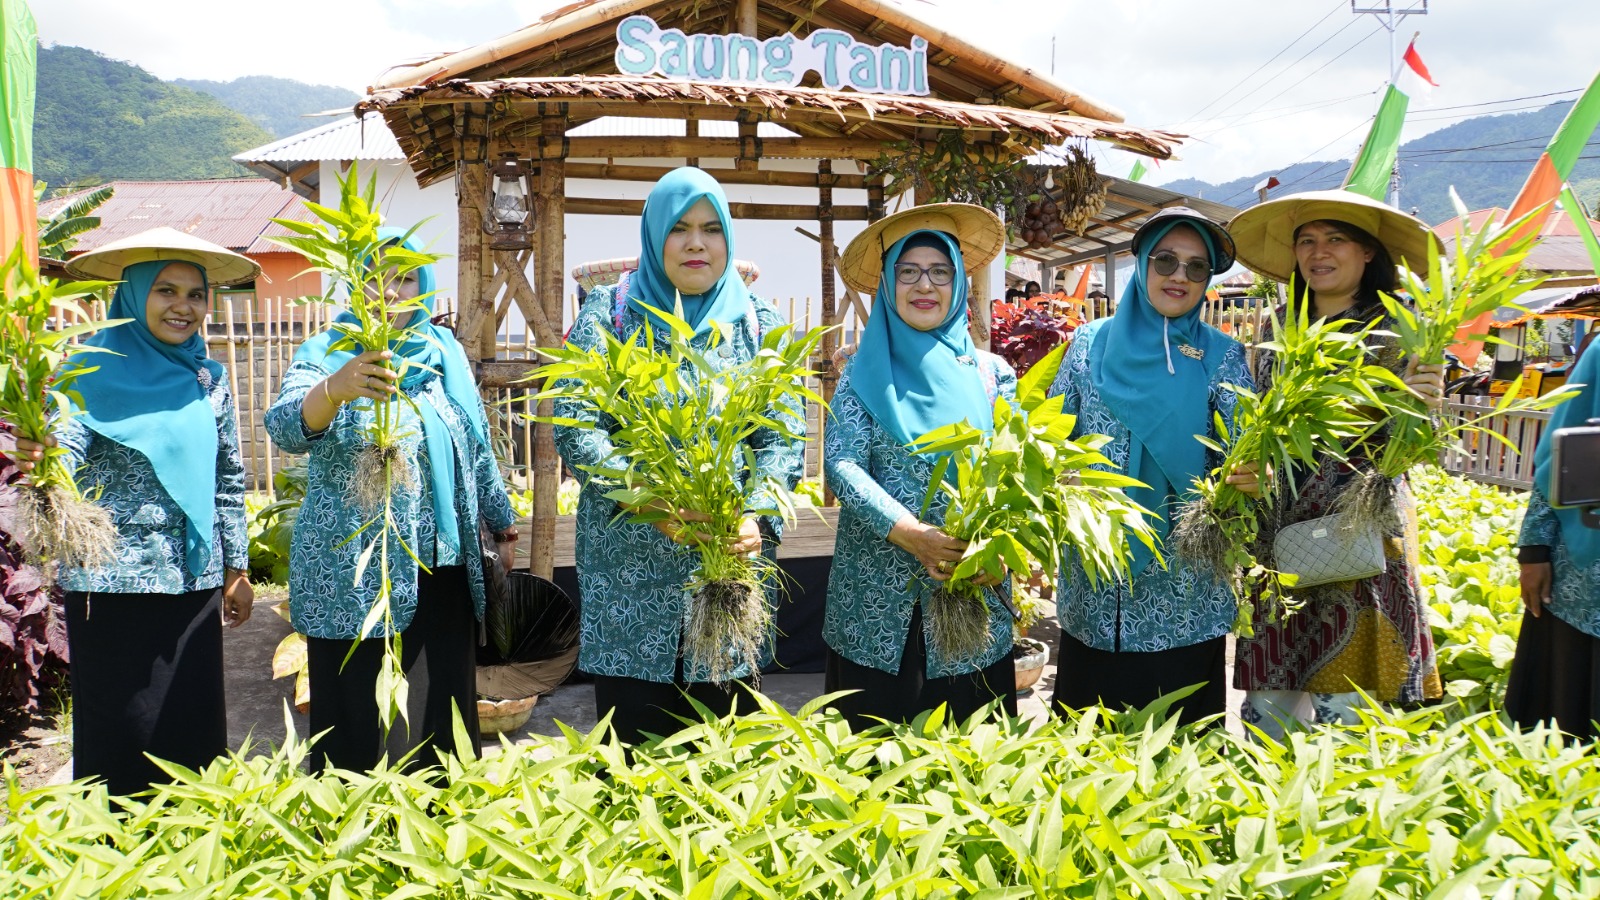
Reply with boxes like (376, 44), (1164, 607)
(0, 245), (125, 573)
(532, 304), (828, 683)
(267, 168), (443, 730)
(1344, 190), (1578, 522)
(910, 344), (1159, 659)
(1174, 298), (1403, 628)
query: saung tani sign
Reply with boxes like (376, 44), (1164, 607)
(615, 15), (930, 96)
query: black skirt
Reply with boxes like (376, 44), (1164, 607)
(592, 668), (748, 746)
(307, 565), (479, 774)
(1505, 609), (1600, 741)
(1052, 631), (1227, 728)
(824, 603), (1018, 733)
(65, 588), (227, 796)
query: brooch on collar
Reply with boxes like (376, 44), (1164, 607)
(1177, 344), (1205, 362)
(955, 355), (976, 366)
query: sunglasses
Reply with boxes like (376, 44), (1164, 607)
(1148, 251), (1212, 283)
(893, 263), (957, 286)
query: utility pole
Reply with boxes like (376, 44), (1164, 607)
(1350, 1), (1428, 207)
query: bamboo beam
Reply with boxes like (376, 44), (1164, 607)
(529, 111), (567, 580)
(503, 135), (908, 161)
(563, 162), (868, 190)
(737, 0), (756, 35)
(564, 197), (872, 220)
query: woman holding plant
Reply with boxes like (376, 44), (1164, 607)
(265, 232), (516, 772)
(551, 167), (805, 745)
(1047, 208), (1252, 727)
(1507, 340), (1600, 740)
(8, 229), (257, 795)
(823, 204), (1018, 730)
(1227, 190), (1446, 738)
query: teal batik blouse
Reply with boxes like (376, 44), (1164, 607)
(56, 367), (248, 595)
(822, 351), (1017, 678)
(553, 284), (806, 683)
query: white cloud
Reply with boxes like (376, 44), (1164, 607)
(33, 0), (1600, 185)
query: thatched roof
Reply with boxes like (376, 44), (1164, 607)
(358, 75), (1183, 187)
(362, 0), (1183, 188)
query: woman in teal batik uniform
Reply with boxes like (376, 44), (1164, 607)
(822, 203), (1018, 731)
(553, 167), (805, 745)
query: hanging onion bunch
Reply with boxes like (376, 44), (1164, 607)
(0, 246), (126, 573)
(910, 345), (1160, 660)
(531, 306), (831, 684)
(1173, 297), (1403, 630)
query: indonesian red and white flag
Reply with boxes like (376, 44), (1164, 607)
(1396, 37), (1438, 101)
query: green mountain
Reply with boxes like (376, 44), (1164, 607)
(1160, 100), (1600, 224)
(35, 45), (273, 190)
(174, 75), (359, 139)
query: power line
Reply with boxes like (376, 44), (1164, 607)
(1407, 101), (1586, 123)
(1192, 15), (1369, 128)
(1419, 88), (1582, 114)
(1190, 90), (1377, 137)
(1208, 23), (1387, 134)
(1217, 117), (1373, 205)
(1173, 0), (1347, 128)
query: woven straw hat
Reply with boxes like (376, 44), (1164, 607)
(66, 226), (261, 286)
(839, 203), (1005, 295)
(1228, 189), (1442, 282)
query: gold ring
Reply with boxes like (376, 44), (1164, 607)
(937, 560), (952, 573)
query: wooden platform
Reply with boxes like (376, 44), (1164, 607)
(521, 506), (841, 569)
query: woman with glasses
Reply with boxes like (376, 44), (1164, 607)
(1047, 208), (1254, 726)
(1227, 190), (1446, 739)
(822, 204), (1017, 730)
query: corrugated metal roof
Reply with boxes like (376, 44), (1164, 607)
(566, 116), (799, 138)
(40, 179), (309, 256)
(235, 115), (403, 163)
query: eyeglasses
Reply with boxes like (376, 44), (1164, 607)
(894, 263), (957, 286)
(1148, 251), (1212, 283)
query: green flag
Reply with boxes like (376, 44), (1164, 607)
(1128, 160), (1147, 183)
(1560, 184), (1600, 275)
(1342, 84), (1408, 201)
(0, 0), (36, 260)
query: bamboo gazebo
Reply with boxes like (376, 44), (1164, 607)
(357, 0), (1183, 579)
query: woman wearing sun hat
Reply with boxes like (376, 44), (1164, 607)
(1046, 207), (1257, 727)
(822, 202), (1020, 730)
(1227, 189), (1447, 739)
(7, 226), (258, 794)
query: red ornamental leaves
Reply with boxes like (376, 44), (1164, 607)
(0, 450), (70, 713)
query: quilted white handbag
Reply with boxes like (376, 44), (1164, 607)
(1271, 515), (1386, 588)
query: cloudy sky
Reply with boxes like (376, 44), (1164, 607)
(33, 0), (1600, 188)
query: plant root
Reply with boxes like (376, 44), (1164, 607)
(1171, 498), (1233, 584)
(1333, 469), (1399, 533)
(14, 483), (117, 573)
(683, 576), (771, 687)
(352, 444), (416, 512)
(926, 584), (993, 662)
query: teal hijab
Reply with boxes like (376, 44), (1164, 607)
(848, 230), (994, 448)
(76, 260), (224, 577)
(1531, 344), (1600, 565)
(630, 167), (752, 338)
(1089, 221), (1232, 572)
(294, 231), (490, 558)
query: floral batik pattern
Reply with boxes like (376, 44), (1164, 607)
(1519, 486), (1600, 638)
(1046, 319), (1250, 653)
(57, 368), (247, 594)
(822, 352), (1016, 678)
(553, 285), (806, 683)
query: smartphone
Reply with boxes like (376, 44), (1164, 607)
(1549, 425), (1600, 508)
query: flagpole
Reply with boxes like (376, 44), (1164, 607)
(1350, 2), (1428, 207)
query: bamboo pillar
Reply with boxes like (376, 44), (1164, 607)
(737, 0), (756, 34)
(969, 260), (992, 352)
(816, 160), (839, 502)
(529, 110), (568, 579)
